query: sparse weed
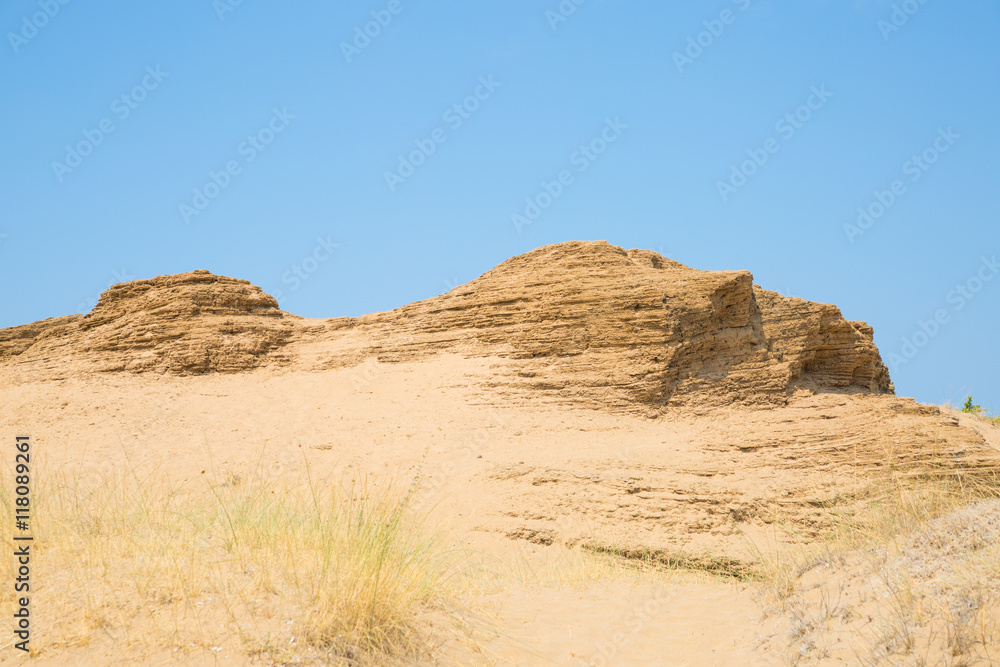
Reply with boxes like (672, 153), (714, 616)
(748, 429), (1000, 666)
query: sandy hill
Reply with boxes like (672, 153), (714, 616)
(2, 240), (998, 562)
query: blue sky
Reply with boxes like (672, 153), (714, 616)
(1, 0), (997, 412)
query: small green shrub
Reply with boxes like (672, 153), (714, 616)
(962, 396), (984, 415)
(962, 396), (1000, 425)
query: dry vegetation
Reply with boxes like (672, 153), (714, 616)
(0, 451), (455, 665)
(1, 436), (998, 665)
(751, 427), (1000, 666)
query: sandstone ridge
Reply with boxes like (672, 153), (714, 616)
(1, 241), (892, 411)
(0, 270), (294, 376)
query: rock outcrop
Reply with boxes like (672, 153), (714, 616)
(286, 241), (894, 412)
(0, 270), (294, 377)
(0, 242), (893, 412)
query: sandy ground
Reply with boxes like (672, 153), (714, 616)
(5, 354), (987, 559)
(442, 578), (785, 666)
(7, 579), (785, 666)
(2, 354), (998, 665)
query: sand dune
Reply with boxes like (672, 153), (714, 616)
(2, 241), (998, 664)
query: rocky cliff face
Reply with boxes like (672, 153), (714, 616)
(290, 241), (894, 412)
(0, 270), (294, 377)
(0, 242), (893, 412)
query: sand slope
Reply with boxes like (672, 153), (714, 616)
(2, 241), (998, 664)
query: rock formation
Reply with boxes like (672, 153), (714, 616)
(0, 270), (294, 377)
(1, 241), (998, 561)
(0, 241), (894, 414)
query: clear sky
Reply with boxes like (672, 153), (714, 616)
(1, 1), (997, 412)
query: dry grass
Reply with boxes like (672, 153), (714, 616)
(750, 440), (1000, 665)
(0, 450), (455, 664)
(579, 544), (755, 581)
(454, 531), (713, 599)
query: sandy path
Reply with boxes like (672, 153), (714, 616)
(441, 580), (784, 666)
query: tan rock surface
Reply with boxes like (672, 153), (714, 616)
(0, 270), (295, 377)
(2, 241), (892, 409)
(291, 241), (894, 414)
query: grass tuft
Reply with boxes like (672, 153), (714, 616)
(0, 454), (453, 664)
